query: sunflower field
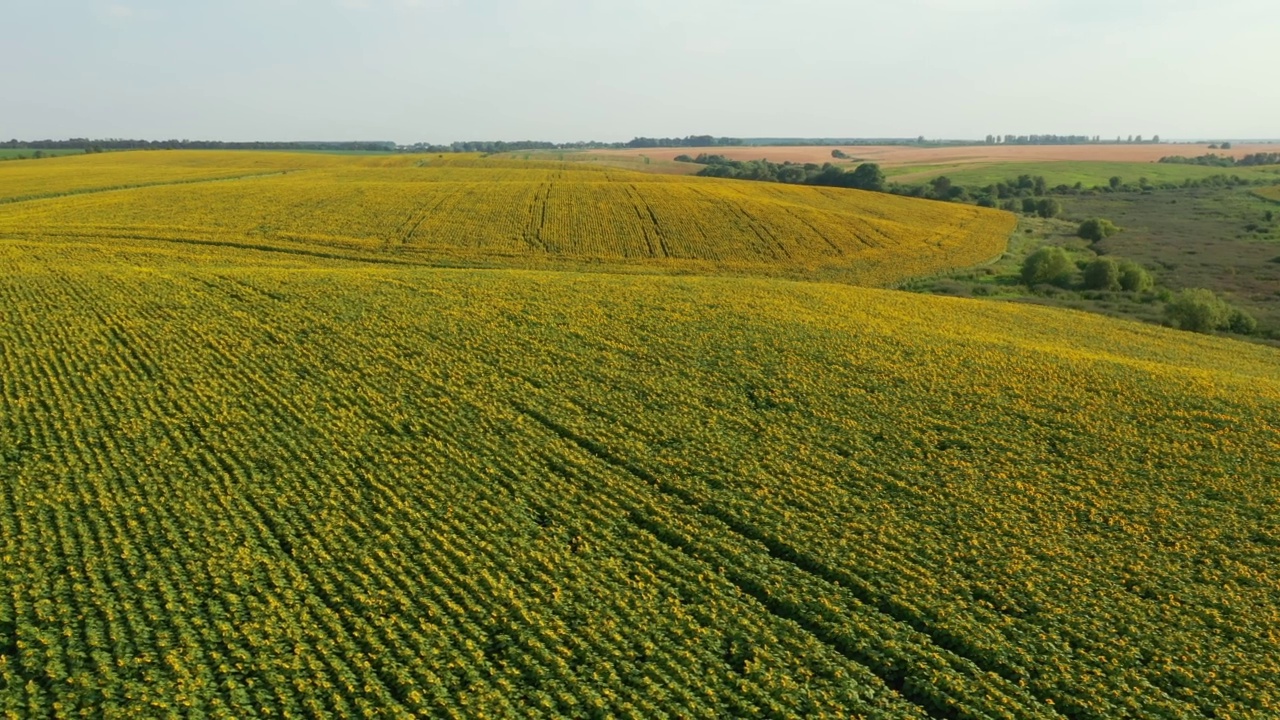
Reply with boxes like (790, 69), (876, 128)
(2, 228), (1279, 717)
(4, 151), (1279, 718)
(0, 151), (1013, 286)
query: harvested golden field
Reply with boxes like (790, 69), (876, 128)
(0, 151), (1014, 285)
(591, 143), (1280, 168)
(3, 231), (1280, 717)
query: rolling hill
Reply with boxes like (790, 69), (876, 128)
(0, 151), (1014, 285)
(2, 152), (1279, 718)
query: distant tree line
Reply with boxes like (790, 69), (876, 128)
(984, 134), (1161, 145)
(741, 137), (923, 146)
(678, 154), (886, 192)
(1158, 152), (1280, 167)
(410, 136), (749, 153)
(6, 136), (753, 155)
(624, 136), (745, 149)
(3, 138), (398, 152)
(407, 140), (591, 153)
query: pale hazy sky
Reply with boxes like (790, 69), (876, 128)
(4, 0), (1277, 143)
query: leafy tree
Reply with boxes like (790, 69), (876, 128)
(1021, 198), (1038, 214)
(1228, 308), (1258, 335)
(1221, 141), (1232, 150)
(1109, 176), (1122, 190)
(1082, 257), (1121, 290)
(1021, 247), (1074, 287)
(777, 165), (807, 184)
(1118, 261), (1153, 292)
(1035, 198), (1061, 218)
(1033, 176), (1048, 196)
(1165, 289), (1231, 333)
(1077, 218), (1120, 242)
(848, 163), (886, 192)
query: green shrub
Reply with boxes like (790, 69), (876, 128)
(1021, 247), (1074, 288)
(1165, 289), (1231, 333)
(1228, 308), (1258, 335)
(1082, 257), (1121, 290)
(1077, 218), (1120, 242)
(1117, 261), (1154, 292)
(1036, 198), (1062, 219)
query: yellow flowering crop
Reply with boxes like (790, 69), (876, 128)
(0, 150), (1014, 286)
(2, 153), (1277, 718)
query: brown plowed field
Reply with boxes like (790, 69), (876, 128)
(592, 143), (1278, 168)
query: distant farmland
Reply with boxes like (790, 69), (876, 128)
(589, 142), (1280, 169)
(886, 160), (1280, 188)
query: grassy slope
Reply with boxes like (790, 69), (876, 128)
(2, 234), (1279, 717)
(887, 160), (1280, 188)
(902, 186), (1280, 339)
(1078, 188), (1280, 315)
(0, 151), (1014, 286)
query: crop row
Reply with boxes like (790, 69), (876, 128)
(2, 243), (927, 717)
(4, 235), (1279, 716)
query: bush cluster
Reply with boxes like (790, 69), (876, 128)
(1165, 289), (1258, 334)
(1022, 249), (1153, 293)
(1081, 257), (1153, 292)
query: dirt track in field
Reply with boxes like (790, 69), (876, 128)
(590, 143), (1279, 168)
